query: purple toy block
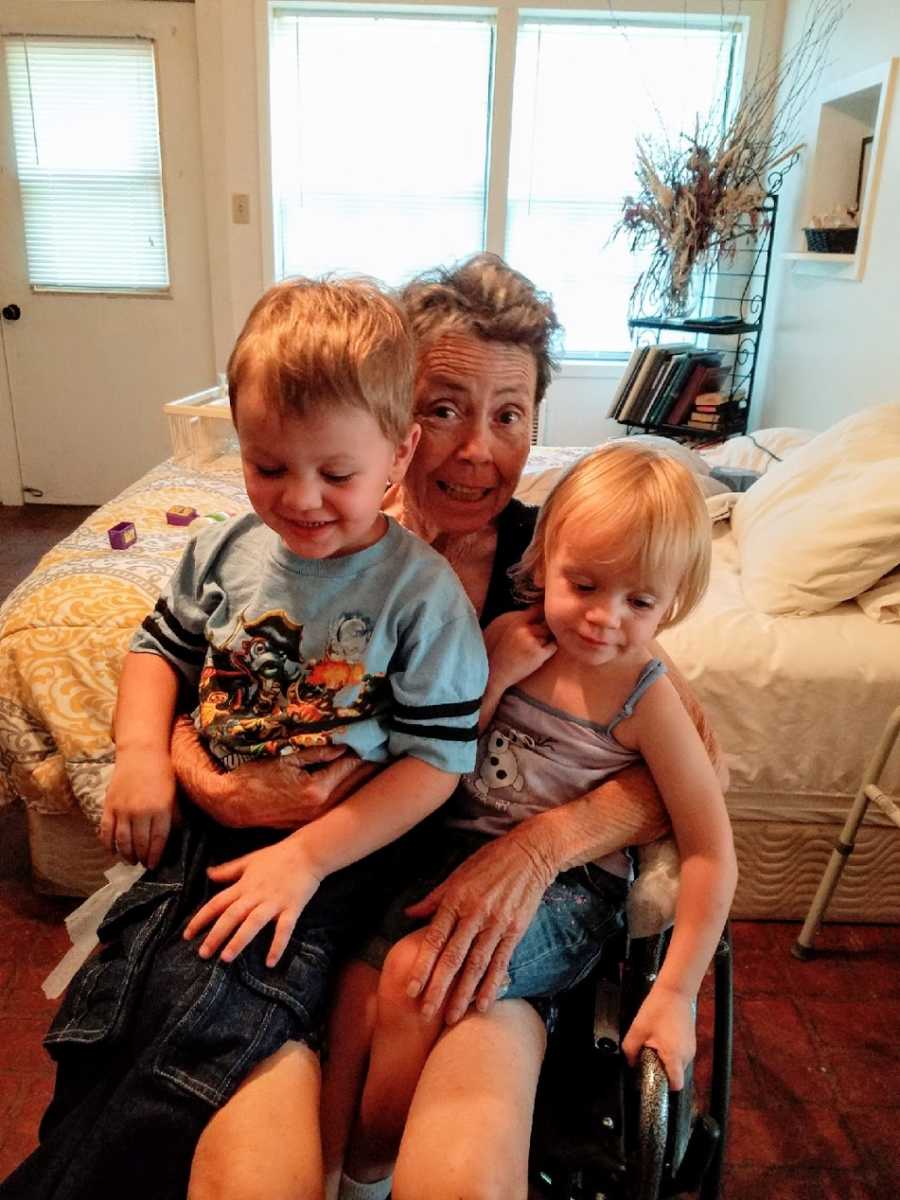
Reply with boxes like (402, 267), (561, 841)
(108, 521), (137, 550)
(166, 505), (198, 526)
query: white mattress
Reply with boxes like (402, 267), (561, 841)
(658, 522), (900, 826)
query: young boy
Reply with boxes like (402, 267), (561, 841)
(100, 276), (486, 969)
(2, 278), (486, 1200)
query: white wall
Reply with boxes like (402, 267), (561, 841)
(194, 0), (787, 445)
(755, 0), (900, 431)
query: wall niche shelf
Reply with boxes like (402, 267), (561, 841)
(788, 58), (897, 281)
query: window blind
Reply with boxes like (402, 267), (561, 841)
(4, 35), (169, 292)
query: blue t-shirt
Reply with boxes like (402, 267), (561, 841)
(131, 514), (487, 775)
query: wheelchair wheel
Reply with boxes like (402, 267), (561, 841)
(634, 1046), (668, 1200)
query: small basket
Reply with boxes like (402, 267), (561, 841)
(803, 226), (859, 254)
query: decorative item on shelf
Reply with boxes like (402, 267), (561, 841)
(613, 0), (844, 317)
(803, 205), (860, 253)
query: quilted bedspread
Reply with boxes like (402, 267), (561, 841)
(0, 447), (589, 829)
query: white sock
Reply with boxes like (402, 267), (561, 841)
(338, 1171), (393, 1200)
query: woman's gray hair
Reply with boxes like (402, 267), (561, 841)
(400, 254), (561, 403)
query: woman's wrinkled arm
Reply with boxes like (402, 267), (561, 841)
(170, 715), (377, 829)
(403, 669), (726, 1023)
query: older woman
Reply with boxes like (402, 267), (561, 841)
(174, 256), (722, 1200)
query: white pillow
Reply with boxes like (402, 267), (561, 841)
(856, 569), (900, 623)
(515, 437), (730, 508)
(732, 402), (900, 615)
(700, 427), (815, 473)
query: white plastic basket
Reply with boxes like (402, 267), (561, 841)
(163, 383), (238, 467)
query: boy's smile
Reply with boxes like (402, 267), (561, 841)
(235, 383), (419, 559)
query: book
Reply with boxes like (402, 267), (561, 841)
(607, 345), (648, 419)
(637, 343), (696, 423)
(618, 346), (667, 421)
(647, 352), (694, 424)
(665, 358), (723, 426)
(693, 391), (728, 408)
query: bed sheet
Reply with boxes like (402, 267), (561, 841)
(658, 523), (900, 823)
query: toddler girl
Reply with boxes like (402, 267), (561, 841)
(327, 441), (737, 1200)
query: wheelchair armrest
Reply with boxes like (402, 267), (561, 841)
(627, 837), (680, 939)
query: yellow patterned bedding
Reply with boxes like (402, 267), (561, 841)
(0, 458), (250, 832)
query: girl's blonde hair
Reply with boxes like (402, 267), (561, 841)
(228, 277), (415, 443)
(513, 442), (712, 629)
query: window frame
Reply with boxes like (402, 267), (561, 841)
(257, 0), (766, 363)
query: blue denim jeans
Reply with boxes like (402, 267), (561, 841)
(0, 806), (395, 1200)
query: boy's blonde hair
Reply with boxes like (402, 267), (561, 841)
(513, 442), (712, 629)
(227, 277), (416, 443)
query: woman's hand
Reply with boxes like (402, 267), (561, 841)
(183, 834), (323, 967)
(100, 748), (178, 868)
(403, 826), (556, 1025)
(621, 982), (696, 1091)
(170, 715), (370, 828)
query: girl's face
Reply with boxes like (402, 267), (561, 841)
(539, 529), (678, 669)
(402, 335), (537, 536)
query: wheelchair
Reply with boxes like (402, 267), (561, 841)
(529, 922), (733, 1200)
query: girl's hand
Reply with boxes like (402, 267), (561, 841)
(182, 836), (323, 967)
(100, 749), (178, 869)
(484, 607), (556, 693)
(621, 983), (696, 1091)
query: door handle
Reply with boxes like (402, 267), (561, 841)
(2, 304), (21, 321)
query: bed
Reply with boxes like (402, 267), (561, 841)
(2, 415), (899, 920)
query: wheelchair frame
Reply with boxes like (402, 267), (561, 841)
(529, 923), (733, 1200)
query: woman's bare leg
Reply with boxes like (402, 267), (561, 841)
(392, 999), (547, 1200)
(344, 933), (446, 1183)
(188, 1039), (324, 1200)
(320, 962), (381, 1200)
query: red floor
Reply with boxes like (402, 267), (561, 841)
(0, 864), (897, 1196)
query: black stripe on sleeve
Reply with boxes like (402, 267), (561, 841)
(392, 697), (482, 720)
(153, 598), (208, 648)
(389, 719), (479, 743)
(141, 616), (207, 667)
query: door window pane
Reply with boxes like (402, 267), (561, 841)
(4, 36), (169, 292)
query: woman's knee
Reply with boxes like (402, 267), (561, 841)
(378, 932), (427, 1015)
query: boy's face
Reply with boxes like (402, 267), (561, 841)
(235, 381), (419, 559)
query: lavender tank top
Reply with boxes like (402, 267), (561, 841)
(445, 658), (667, 878)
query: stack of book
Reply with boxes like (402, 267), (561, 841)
(686, 392), (743, 433)
(608, 344), (724, 430)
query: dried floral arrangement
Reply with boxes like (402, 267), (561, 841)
(614, 0), (846, 316)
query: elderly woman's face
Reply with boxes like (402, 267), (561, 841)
(406, 334), (537, 535)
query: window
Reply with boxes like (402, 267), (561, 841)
(4, 35), (169, 292)
(270, 10), (493, 283)
(268, 5), (742, 357)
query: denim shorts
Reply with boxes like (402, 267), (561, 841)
(46, 807), (397, 1110)
(361, 827), (628, 1003)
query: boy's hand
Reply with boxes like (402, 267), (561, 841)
(484, 607), (556, 692)
(621, 983), (696, 1091)
(100, 749), (177, 869)
(182, 835), (323, 968)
